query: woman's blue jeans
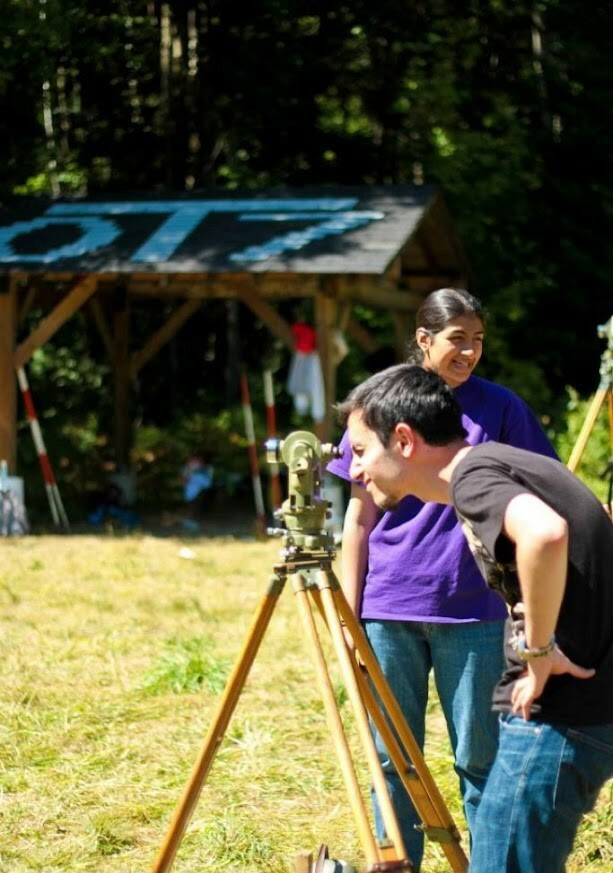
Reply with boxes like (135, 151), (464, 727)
(469, 715), (613, 873)
(363, 618), (505, 871)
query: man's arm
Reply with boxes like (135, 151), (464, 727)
(504, 493), (568, 648)
(503, 493), (595, 719)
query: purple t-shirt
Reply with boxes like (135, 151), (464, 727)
(327, 375), (558, 623)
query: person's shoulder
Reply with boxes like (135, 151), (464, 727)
(451, 443), (519, 503)
(461, 376), (534, 426)
(455, 441), (518, 475)
(461, 441), (557, 479)
(464, 374), (522, 404)
(468, 440), (528, 459)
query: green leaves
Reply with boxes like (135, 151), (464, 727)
(139, 635), (231, 696)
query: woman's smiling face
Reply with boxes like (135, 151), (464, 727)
(417, 315), (484, 388)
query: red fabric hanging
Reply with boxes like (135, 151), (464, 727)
(291, 322), (317, 353)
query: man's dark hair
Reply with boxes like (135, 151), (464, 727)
(337, 364), (467, 446)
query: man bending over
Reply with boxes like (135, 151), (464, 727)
(338, 364), (613, 873)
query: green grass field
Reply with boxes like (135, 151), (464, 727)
(0, 535), (610, 872)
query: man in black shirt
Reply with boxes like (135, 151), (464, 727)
(339, 364), (613, 873)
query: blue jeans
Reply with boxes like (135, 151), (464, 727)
(364, 619), (505, 871)
(469, 715), (613, 873)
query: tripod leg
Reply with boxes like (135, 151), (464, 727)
(290, 572), (381, 868)
(330, 581), (469, 873)
(353, 664), (447, 844)
(312, 575), (409, 865)
(608, 390), (613, 458)
(567, 385), (608, 472)
(150, 574), (285, 873)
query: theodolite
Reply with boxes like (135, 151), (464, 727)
(151, 431), (467, 873)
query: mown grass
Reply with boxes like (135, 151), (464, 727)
(0, 534), (610, 872)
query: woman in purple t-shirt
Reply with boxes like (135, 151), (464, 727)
(327, 288), (557, 870)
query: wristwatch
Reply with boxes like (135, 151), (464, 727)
(510, 631), (556, 661)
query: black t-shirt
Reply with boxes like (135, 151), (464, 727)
(451, 442), (613, 725)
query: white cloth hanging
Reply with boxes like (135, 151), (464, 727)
(287, 350), (326, 422)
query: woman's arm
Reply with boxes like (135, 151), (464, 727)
(341, 483), (379, 616)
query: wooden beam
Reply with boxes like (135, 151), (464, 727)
(346, 317), (381, 354)
(385, 255), (403, 282)
(128, 281), (229, 301)
(127, 274), (435, 306)
(335, 279), (422, 311)
(315, 284), (339, 441)
(338, 302), (352, 334)
(14, 275), (98, 368)
(127, 274), (320, 301)
(89, 297), (115, 361)
(33, 270), (119, 283)
(414, 226), (440, 272)
(235, 281), (295, 350)
(112, 295), (131, 471)
(17, 284), (38, 328)
(0, 277), (18, 471)
(399, 272), (462, 284)
(131, 298), (202, 376)
(249, 275), (319, 299)
(402, 275), (444, 297)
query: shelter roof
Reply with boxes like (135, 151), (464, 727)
(0, 185), (458, 276)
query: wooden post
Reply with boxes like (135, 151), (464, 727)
(314, 283), (339, 441)
(0, 277), (17, 471)
(225, 300), (240, 405)
(112, 290), (131, 471)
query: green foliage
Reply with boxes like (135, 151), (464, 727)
(3, 0), (612, 498)
(552, 388), (612, 502)
(333, 678), (349, 710)
(200, 817), (276, 868)
(13, 162), (87, 196)
(139, 635), (231, 696)
(15, 318), (113, 519)
(91, 814), (136, 856)
(133, 408), (253, 506)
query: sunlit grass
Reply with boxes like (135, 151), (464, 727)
(139, 635), (231, 696)
(0, 535), (610, 871)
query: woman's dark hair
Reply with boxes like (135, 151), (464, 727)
(407, 288), (485, 364)
(337, 364), (467, 447)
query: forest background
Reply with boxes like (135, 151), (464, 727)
(3, 0), (612, 521)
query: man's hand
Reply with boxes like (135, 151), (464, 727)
(511, 646), (596, 720)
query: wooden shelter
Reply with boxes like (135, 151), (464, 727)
(0, 186), (469, 473)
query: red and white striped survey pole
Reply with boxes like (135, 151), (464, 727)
(16, 367), (70, 531)
(240, 372), (266, 535)
(263, 369), (282, 511)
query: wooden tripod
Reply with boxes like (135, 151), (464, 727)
(149, 550), (468, 873)
(567, 316), (613, 489)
